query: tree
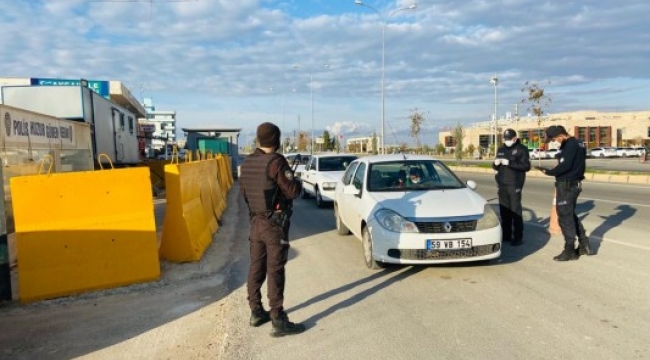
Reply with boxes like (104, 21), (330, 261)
(453, 123), (465, 163)
(282, 137), (291, 153)
(435, 143), (445, 155)
(422, 144), (430, 155)
(466, 143), (476, 157)
(521, 81), (552, 126)
(409, 108), (426, 152)
(371, 132), (378, 154)
(322, 130), (331, 151)
(297, 131), (309, 151)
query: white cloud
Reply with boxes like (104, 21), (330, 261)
(0, 0), (649, 147)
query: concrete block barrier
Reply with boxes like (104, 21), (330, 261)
(10, 167), (160, 303)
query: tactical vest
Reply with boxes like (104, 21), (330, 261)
(240, 150), (282, 213)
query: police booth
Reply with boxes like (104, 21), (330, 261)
(182, 127), (242, 179)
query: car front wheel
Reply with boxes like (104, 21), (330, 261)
(335, 204), (351, 235)
(362, 227), (384, 270)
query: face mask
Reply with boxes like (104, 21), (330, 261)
(504, 140), (515, 147)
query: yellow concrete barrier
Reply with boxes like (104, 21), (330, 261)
(207, 159), (226, 220)
(160, 161), (212, 262)
(198, 160), (218, 234)
(10, 167), (160, 303)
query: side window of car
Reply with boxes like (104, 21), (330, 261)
(352, 163), (367, 190)
(342, 162), (360, 186)
(307, 158), (314, 170)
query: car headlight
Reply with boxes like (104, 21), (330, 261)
(374, 209), (419, 233)
(476, 204), (500, 230)
(322, 182), (337, 190)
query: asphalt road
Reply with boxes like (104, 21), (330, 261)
(2, 174), (647, 360)
(221, 175), (650, 359)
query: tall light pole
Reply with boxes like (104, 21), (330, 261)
(293, 64), (329, 154)
(490, 73), (498, 157)
(355, 0), (416, 155)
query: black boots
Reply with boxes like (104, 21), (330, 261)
(578, 238), (592, 256)
(249, 308), (271, 327)
(553, 245), (578, 261)
(270, 313), (305, 337)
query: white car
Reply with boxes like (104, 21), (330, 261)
(590, 147), (617, 158)
(333, 155), (502, 269)
(545, 148), (560, 159)
(283, 153), (311, 179)
(157, 149), (187, 160)
(615, 147), (638, 157)
(301, 154), (358, 207)
(529, 148), (546, 160)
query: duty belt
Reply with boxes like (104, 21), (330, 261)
(555, 180), (582, 188)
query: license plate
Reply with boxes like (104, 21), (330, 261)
(426, 239), (472, 250)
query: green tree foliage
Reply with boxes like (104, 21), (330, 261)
(322, 130), (331, 151)
(453, 123), (465, 163)
(435, 143), (445, 155)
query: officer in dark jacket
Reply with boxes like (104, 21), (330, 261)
(492, 129), (531, 246)
(239, 122), (305, 337)
(536, 125), (592, 261)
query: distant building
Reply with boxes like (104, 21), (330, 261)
(142, 98), (176, 151)
(438, 110), (650, 155)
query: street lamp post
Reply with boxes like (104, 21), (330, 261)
(490, 74), (499, 157)
(355, 1), (416, 155)
(293, 64), (329, 154)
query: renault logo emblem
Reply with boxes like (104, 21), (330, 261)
(444, 222), (452, 233)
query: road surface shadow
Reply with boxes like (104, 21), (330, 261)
(292, 267), (424, 329)
(589, 204), (637, 255)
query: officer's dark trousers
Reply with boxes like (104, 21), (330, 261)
(498, 186), (524, 241)
(555, 181), (588, 247)
(247, 216), (289, 319)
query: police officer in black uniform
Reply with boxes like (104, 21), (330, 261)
(239, 122), (305, 337)
(536, 125), (592, 261)
(492, 129), (531, 246)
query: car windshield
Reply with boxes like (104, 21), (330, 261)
(285, 154), (310, 165)
(318, 156), (357, 171)
(367, 160), (464, 191)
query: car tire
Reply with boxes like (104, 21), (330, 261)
(315, 187), (325, 208)
(599, 153), (604, 158)
(335, 204), (351, 235)
(362, 227), (384, 270)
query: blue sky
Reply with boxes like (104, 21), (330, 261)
(2, 0), (650, 146)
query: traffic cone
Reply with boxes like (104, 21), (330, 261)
(549, 190), (562, 235)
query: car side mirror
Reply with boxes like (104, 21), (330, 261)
(466, 180), (477, 190)
(344, 184), (361, 197)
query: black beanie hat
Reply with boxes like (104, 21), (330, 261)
(257, 122), (281, 148)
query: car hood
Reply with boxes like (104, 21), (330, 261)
(368, 189), (486, 219)
(318, 171), (346, 182)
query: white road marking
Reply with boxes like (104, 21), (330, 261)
(526, 221), (650, 251)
